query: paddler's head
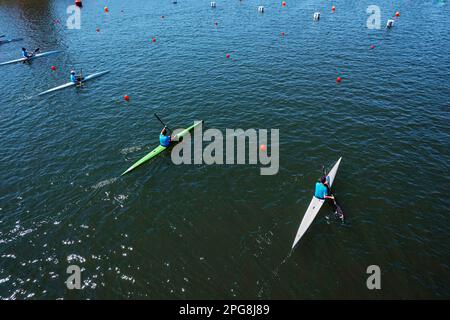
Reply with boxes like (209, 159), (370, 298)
(22, 48), (26, 51)
(320, 176), (327, 184)
(70, 70), (75, 75)
(162, 127), (168, 135)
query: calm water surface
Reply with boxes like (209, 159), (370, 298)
(0, 0), (449, 299)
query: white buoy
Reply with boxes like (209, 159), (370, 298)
(211, 2), (216, 8)
(258, 6), (265, 13)
(386, 19), (394, 28)
(313, 12), (320, 21)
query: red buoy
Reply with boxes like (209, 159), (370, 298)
(124, 95), (130, 102)
(336, 77), (342, 83)
(104, 6), (109, 13)
(281, 32), (285, 37)
(370, 45), (375, 49)
(332, 6), (336, 12)
(282, 1), (286, 7)
(51, 66), (56, 71)
(260, 144), (267, 152)
(226, 53), (230, 59)
(395, 11), (400, 17)
(152, 37), (156, 43)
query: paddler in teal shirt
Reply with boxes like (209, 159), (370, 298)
(70, 70), (83, 84)
(21, 48), (34, 59)
(159, 126), (172, 147)
(314, 176), (335, 200)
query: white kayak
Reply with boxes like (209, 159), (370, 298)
(0, 50), (62, 66)
(292, 157), (342, 249)
(37, 71), (110, 96)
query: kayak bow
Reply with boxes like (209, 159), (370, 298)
(0, 50), (61, 66)
(122, 121), (203, 176)
(292, 157), (342, 249)
(37, 71), (110, 96)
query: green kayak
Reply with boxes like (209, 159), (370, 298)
(122, 120), (202, 176)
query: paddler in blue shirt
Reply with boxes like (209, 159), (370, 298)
(21, 48), (35, 59)
(315, 176), (344, 220)
(159, 126), (172, 147)
(314, 176), (334, 200)
(70, 70), (83, 85)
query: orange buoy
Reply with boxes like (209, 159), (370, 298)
(51, 66), (56, 71)
(260, 144), (267, 152)
(104, 6), (109, 13)
(336, 76), (342, 83)
(282, 1), (286, 7)
(226, 53), (230, 59)
(395, 11), (400, 17)
(124, 95), (130, 102)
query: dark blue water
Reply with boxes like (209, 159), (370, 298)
(0, 0), (449, 299)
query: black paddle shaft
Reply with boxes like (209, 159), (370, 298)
(154, 113), (172, 132)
